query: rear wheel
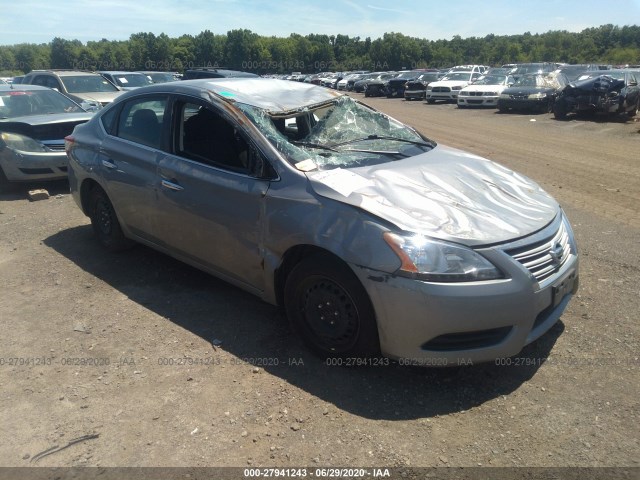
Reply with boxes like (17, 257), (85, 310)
(628, 99), (639, 118)
(284, 254), (380, 359)
(89, 187), (133, 252)
(553, 99), (568, 120)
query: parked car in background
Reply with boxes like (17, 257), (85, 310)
(0, 85), (92, 187)
(363, 72), (397, 97)
(404, 72), (440, 100)
(136, 71), (180, 84)
(385, 70), (427, 98)
(98, 71), (153, 90)
(553, 64), (602, 82)
(0, 79), (7, 85)
(553, 70), (640, 120)
(457, 74), (515, 108)
(22, 70), (123, 112)
(353, 72), (392, 93)
(336, 72), (368, 91)
(508, 63), (558, 81)
(65, 78), (578, 364)
(498, 72), (568, 113)
(182, 68), (258, 80)
(10, 76), (25, 84)
(345, 73), (368, 91)
(426, 71), (483, 103)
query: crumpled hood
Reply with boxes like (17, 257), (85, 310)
(307, 144), (558, 246)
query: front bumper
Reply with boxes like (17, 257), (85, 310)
(351, 215), (579, 365)
(0, 148), (68, 182)
(458, 96), (499, 107)
(404, 89), (426, 100)
(498, 97), (548, 111)
(427, 91), (458, 101)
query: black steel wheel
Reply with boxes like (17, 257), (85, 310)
(284, 254), (380, 358)
(89, 187), (132, 252)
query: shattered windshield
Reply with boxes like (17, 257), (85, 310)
(238, 96), (435, 171)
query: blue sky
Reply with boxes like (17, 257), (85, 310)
(2, 0), (639, 45)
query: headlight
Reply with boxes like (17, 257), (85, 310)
(485, 91), (497, 96)
(383, 232), (503, 282)
(528, 92), (547, 99)
(459, 91), (469, 96)
(499, 93), (510, 99)
(426, 86), (433, 91)
(0, 132), (46, 152)
(452, 86), (462, 91)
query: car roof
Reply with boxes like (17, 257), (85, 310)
(118, 77), (343, 114)
(99, 71), (146, 75)
(28, 70), (101, 77)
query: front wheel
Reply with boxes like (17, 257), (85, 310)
(426, 98), (435, 104)
(284, 254), (380, 359)
(89, 187), (133, 252)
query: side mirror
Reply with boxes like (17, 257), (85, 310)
(247, 145), (274, 179)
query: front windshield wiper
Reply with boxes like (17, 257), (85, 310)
(331, 134), (435, 149)
(291, 140), (339, 152)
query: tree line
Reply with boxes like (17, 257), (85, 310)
(1, 24), (638, 76)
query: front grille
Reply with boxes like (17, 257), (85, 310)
(469, 91), (483, 96)
(511, 94), (527, 100)
(432, 86), (451, 92)
(506, 221), (571, 282)
(44, 143), (65, 151)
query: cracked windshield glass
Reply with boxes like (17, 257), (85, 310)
(238, 96), (435, 171)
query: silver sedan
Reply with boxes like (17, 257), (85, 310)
(65, 78), (579, 365)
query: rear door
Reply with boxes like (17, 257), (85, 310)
(98, 94), (169, 242)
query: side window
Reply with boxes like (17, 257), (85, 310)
(116, 96), (167, 149)
(100, 105), (119, 135)
(176, 101), (250, 173)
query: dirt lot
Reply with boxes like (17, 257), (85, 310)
(0, 96), (638, 475)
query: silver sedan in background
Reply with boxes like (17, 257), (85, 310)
(65, 78), (579, 365)
(1, 85), (92, 186)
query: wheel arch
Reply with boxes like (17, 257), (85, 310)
(273, 244), (354, 309)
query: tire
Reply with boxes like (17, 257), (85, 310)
(89, 187), (133, 252)
(553, 100), (567, 120)
(284, 254), (380, 359)
(498, 105), (508, 113)
(628, 99), (639, 118)
(426, 99), (436, 104)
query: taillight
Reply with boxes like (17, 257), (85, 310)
(64, 135), (74, 153)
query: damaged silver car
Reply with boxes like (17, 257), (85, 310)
(66, 78), (579, 365)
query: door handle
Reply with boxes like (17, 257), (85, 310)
(101, 159), (117, 169)
(161, 179), (184, 191)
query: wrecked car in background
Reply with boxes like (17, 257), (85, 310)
(553, 70), (639, 120)
(404, 72), (441, 100)
(65, 78), (578, 365)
